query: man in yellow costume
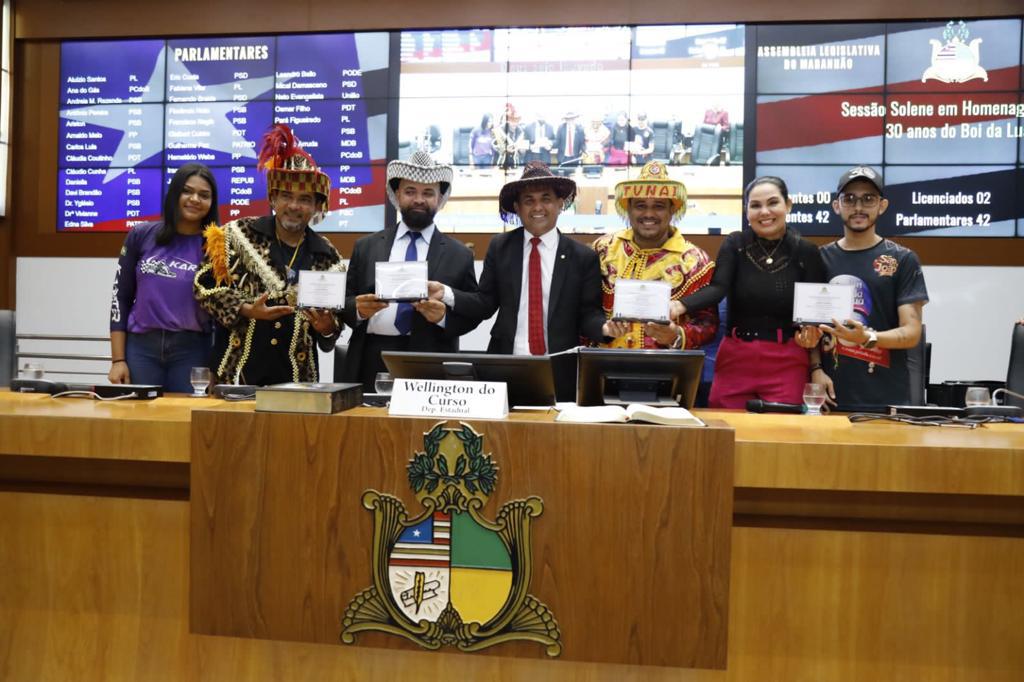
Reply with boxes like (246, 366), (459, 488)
(594, 160), (718, 349)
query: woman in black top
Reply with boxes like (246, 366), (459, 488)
(679, 176), (831, 408)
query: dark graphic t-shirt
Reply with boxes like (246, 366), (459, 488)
(820, 238), (929, 407)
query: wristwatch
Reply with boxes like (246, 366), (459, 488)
(861, 328), (878, 349)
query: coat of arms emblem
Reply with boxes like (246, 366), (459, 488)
(922, 21), (988, 84)
(341, 422), (561, 655)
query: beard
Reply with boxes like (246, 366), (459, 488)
(400, 206), (436, 231)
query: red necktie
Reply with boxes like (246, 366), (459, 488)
(528, 237), (546, 355)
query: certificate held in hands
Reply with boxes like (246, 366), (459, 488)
(792, 282), (855, 326)
(297, 270), (346, 310)
(612, 279), (671, 323)
(375, 261), (428, 302)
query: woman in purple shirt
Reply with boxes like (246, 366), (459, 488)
(108, 164), (220, 392)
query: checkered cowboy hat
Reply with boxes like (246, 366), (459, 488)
(386, 151), (453, 211)
(613, 160), (687, 222)
(257, 124), (331, 208)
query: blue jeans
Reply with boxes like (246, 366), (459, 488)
(125, 330), (212, 394)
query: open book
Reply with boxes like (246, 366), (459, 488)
(556, 403), (705, 427)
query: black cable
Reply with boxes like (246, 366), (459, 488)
(847, 412), (1020, 428)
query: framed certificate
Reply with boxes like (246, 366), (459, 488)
(375, 261), (428, 302)
(792, 282), (855, 326)
(296, 270), (346, 310)
(611, 279), (671, 323)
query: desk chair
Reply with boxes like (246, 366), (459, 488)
(1006, 323), (1024, 408)
(0, 310), (14, 386)
(906, 324), (929, 405)
(690, 124), (722, 165)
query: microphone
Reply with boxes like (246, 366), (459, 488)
(746, 399), (807, 414)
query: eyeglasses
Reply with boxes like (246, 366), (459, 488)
(839, 193), (880, 208)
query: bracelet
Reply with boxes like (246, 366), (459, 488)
(111, 358), (126, 364)
(809, 363), (823, 373)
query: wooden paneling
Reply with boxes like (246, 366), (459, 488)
(0, 391), (195, 462)
(2, 491), (1022, 681)
(189, 411), (735, 668)
(707, 410), (1024, 496)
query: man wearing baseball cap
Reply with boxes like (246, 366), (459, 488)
(817, 166), (929, 408)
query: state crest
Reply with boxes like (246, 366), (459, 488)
(341, 422), (561, 655)
(922, 21), (988, 84)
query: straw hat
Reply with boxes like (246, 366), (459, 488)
(613, 160), (687, 222)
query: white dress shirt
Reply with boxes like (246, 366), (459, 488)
(513, 228), (559, 355)
(367, 222), (450, 335)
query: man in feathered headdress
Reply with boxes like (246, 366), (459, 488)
(594, 160), (718, 350)
(194, 123), (345, 385)
(339, 150), (479, 392)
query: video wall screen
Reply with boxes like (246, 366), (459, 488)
(756, 19), (1024, 237)
(58, 33), (389, 232)
(397, 26), (745, 233)
(56, 17), (1023, 236)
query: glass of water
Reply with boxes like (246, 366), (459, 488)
(964, 386), (991, 407)
(802, 383), (827, 416)
(190, 367), (211, 397)
(374, 372), (394, 395)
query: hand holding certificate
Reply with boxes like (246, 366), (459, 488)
(296, 270), (346, 310)
(612, 279), (671, 323)
(792, 282), (854, 326)
(375, 261), (429, 302)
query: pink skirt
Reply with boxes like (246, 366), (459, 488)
(708, 335), (810, 409)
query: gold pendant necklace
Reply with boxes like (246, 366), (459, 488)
(758, 237), (782, 265)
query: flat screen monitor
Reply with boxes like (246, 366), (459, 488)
(577, 348), (705, 408)
(382, 351), (556, 407)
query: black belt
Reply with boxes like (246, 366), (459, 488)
(729, 326), (794, 343)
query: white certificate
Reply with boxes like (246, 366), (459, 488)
(375, 261), (428, 302)
(792, 282), (855, 325)
(296, 270), (346, 309)
(612, 279), (671, 323)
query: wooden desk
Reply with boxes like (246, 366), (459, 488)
(1, 394), (1022, 680)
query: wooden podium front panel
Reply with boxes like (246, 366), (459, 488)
(190, 411), (734, 669)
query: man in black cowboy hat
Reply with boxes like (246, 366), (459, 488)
(341, 151), (479, 392)
(446, 161), (611, 401)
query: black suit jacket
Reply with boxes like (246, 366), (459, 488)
(555, 123), (585, 165)
(453, 228), (606, 401)
(341, 226), (479, 383)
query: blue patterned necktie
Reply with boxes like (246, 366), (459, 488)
(394, 231), (420, 335)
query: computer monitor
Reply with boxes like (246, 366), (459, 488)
(382, 351), (556, 407)
(576, 348), (705, 408)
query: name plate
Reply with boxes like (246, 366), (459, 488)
(388, 378), (509, 419)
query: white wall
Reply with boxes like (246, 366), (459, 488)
(12, 257), (1022, 384)
(13, 257), (494, 383)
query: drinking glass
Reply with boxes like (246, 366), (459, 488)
(190, 367), (211, 397)
(964, 386), (991, 407)
(374, 372), (394, 395)
(802, 383), (827, 416)
(21, 362), (45, 379)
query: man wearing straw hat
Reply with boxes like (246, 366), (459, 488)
(595, 160), (718, 350)
(449, 160), (612, 401)
(195, 124), (344, 386)
(340, 151), (479, 392)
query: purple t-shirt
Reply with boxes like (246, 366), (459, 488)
(110, 221), (210, 334)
